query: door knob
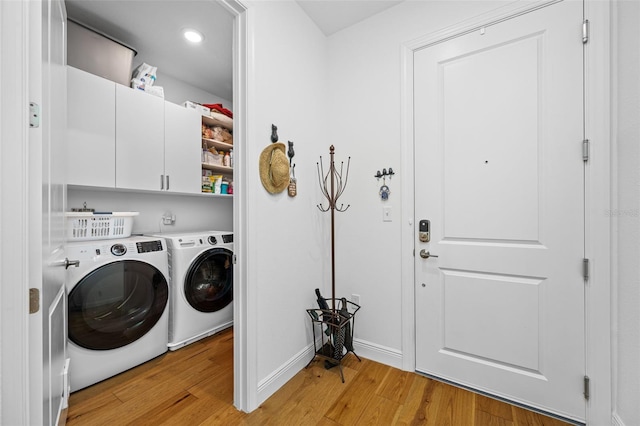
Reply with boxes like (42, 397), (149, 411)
(419, 249), (438, 259)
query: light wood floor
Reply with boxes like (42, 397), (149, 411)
(67, 328), (572, 425)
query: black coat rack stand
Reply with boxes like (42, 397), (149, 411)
(306, 145), (361, 382)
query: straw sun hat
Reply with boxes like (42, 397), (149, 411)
(259, 143), (290, 194)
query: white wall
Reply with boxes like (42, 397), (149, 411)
(614, 1), (640, 425)
(150, 71), (233, 110)
(244, 0), (329, 401)
(241, 0), (517, 405)
(68, 188), (232, 235)
(325, 1), (507, 363)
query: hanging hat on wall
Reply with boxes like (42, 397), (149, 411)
(259, 143), (290, 194)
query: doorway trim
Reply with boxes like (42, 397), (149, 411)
(399, 1), (611, 424)
(0, 0), (31, 423)
(217, 0), (256, 413)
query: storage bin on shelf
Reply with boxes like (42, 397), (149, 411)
(66, 212), (139, 241)
(67, 19), (137, 87)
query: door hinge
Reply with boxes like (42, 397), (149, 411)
(583, 258), (589, 281)
(582, 19), (590, 44)
(582, 139), (590, 162)
(233, 254), (237, 264)
(29, 102), (40, 128)
(29, 288), (40, 314)
(584, 375), (590, 400)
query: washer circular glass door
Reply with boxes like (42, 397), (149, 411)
(68, 260), (169, 350)
(184, 247), (233, 312)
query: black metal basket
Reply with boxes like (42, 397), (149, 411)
(306, 298), (361, 382)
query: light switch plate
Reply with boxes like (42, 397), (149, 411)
(383, 206), (392, 222)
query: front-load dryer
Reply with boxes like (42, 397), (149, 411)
(66, 236), (169, 392)
(149, 231), (233, 351)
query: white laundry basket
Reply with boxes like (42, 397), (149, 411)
(66, 212), (139, 241)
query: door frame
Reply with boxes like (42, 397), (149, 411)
(0, 0), (256, 420)
(399, 0), (611, 424)
(0, 0), (32, 423)
(217, 0), (256, 414)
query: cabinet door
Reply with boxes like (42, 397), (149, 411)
(164, 102), (201, 194)
(115, 85), (165, 190)
(67, 66), (116, 187)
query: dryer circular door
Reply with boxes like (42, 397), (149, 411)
(68, 260), (169, 350)
(184, 247), (233, 312)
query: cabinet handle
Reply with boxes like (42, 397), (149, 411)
(160, 175), (164, 190)
(166, 175), (170, 191)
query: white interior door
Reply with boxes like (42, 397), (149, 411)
(414, 0), (585, 421)
(30, 0), (69, 424)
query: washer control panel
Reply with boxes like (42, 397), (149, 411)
(110, 244), (127, 256)
(136, 240), (164, 253)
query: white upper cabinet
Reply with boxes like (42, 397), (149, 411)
(67, 67), (202, 194)
(67, 66), (203, 194)
(164, 102), (201, 194)
(67, 66), (116, 187)
(115, 85), (165, 191)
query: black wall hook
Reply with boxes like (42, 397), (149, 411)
(375, 167), (395, 201)
(374, 168), (395, 179)
(288, 140), (295, 166)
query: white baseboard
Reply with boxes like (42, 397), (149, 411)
(352, 338), (403, 369)
(612, 412), (627, 426)
(257, 342), (315, 405)
(256, 337), (403, 405)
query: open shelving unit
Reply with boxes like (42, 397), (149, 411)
(201, 112), (233, 194)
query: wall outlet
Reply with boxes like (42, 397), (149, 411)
(351, 294), (360, 305)
(162, 212), (176, 225)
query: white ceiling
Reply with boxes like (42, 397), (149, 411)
(295, 0), (404, 36)
(64, 1), (403, 102)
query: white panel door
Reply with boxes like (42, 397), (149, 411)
(414, 0), (585, 421)
(164, 101), (202, 194)
(115, 85), (164, 190)
(36, 0), (69, 424)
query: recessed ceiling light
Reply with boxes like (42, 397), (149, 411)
(183, 29), (204, 43)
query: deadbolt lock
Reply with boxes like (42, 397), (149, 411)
(419, 219), (430, 242)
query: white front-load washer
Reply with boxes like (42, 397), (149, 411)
(149, 231), (233, 351)
(66, 236), (169, 392)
